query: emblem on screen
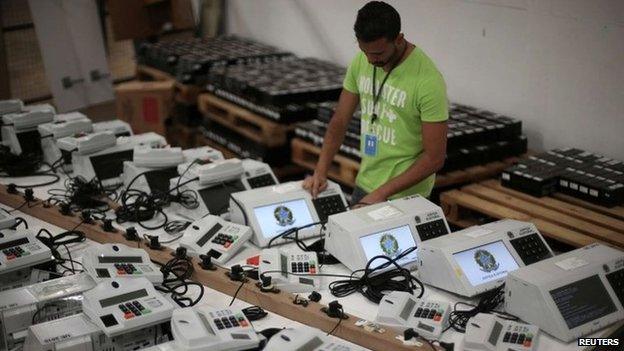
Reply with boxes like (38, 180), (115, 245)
(474, 249), (499, 272)
(274, 206), (295, 226)
(379, 234), (399, 257)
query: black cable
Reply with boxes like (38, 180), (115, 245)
(155, 255), (204, 307)
(228, 266), (258, 306)
(11, 217), (28, 229)
(3, 172), (61, 188)
(242, 306), (268, 321)
(444, 284), (517, 333)
(35, 228), (86, 274)
(327, 305), (344, 336)
(266, 221), (323, 248)
(327, 247), (425, 304)
(229, 194), (248, 226)
(164, 220), (191, 235)
(229, 279), (247, 307)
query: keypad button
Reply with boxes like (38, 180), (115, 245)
(503, 332), (511, 343)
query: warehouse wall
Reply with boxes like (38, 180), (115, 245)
(225, 0), (624, 159)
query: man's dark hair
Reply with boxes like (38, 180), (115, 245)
(354, 1), (401, 42)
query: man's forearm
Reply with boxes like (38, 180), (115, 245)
(316, 118), (349, 174)
(373, 152), (444, 199)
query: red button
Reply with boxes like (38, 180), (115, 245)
(118, 270), (126, 275)
(240, 320), (248, 327)
(224, 242), (231, 249)
(523, 341), (531, 347)
(433, 315), (441, 322)
(310, 268), (316, 274)
(6, 255), (15, 260)
(124, 312), (134, 319)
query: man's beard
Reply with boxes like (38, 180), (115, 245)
(372, 43), (400, 67)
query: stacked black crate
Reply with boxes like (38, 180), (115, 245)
(501, 147), (624, 207)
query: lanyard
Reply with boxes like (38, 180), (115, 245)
(371, 43), (407, 125)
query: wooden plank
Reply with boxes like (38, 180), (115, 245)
(552, 193), (624, 222)
(0, 184), (436, 351)
(136, 64), (174, 82)
(291, 138), (358, 188)
(439, 190), (597, 248)
(198, 94), (294, 148)
(482, 180), (624, 234)
(461, 183), (624, 248)
(435, 157), (520, 188)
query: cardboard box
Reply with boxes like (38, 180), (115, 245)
(115, 80), (174, 136)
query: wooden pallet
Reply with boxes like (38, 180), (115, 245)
(198, 93), (295, 148)
(136, 65), (201, 103)
(290, 138), (524, 189)
(440, 179), (624, 249)
(291, 138), (360, 188)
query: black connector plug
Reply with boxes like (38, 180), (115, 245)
(308, 291), (322, 303)
(24, 188), (34, 202)
(124, 227), (139, 241)
(6, 183), (18, 194)
(59, 202), (71, 216)
(101, 218), (116, 233)
(198, 254), (217, 271)
(172, 247), (187, 258)
(322, 300), (348, 319)
(228, 264), (245, 281)
(81, 210), (93, 224)
(404, 328), (419, 341)
(147, 235), (162, 250)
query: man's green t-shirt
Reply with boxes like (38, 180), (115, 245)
(343, 47), (448, 199)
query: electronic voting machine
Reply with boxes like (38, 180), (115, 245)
(145, 305), (262, 351)
(38, 112), (93, 168)
(172, 158), (278, 219)
(81, 278), (174, 337)
(0, 229), (52, 278)
(375, 291), (451, 340)
(263, 327), (356, 351)
(179, 215), (252, 266)
(259, 248), (321, 292)
(464, 313), (540, 351)
(59, 132), (166, 187)
(505, 243), (624, 342)
(325, 195), (450, 271)
(1, 106), (54, 156)
(82, 243), (162, 283)
(418, 219), (554, 297)
(0, 273), (96, 350)
(229, 180), (348, 247)
(124, 146), (224, 195)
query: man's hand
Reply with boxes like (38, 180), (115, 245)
(302, 171), (328, 198)
(352, 191), (387, 209)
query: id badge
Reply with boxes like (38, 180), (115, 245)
(364, 133), (378, 156)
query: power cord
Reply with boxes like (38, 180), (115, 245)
(328, 247), (425, 304)
(444, 284), (517, 333)
(35, 228), (86, 275)
(154, 255), (204, 307)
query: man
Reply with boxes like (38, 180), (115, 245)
(303, 1), (448, 207)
